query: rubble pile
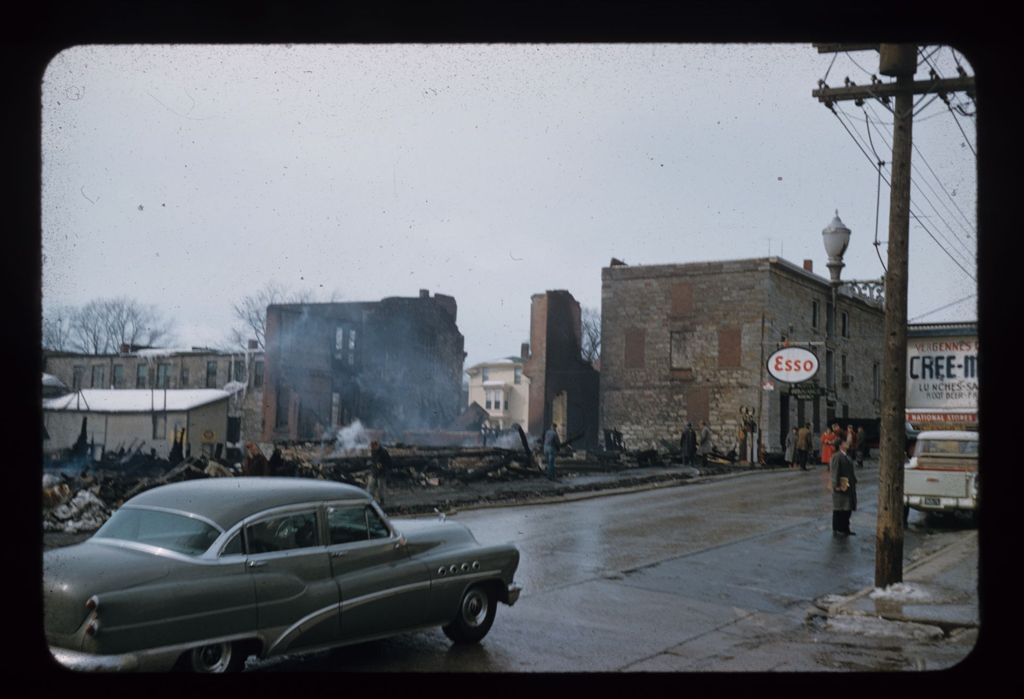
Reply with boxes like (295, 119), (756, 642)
(42, 440), (753, 535)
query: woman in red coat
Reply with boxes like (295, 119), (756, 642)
(820, 423), (840, 465)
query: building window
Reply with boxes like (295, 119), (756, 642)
(180, 365), (189, 387)
(136, 364), (147, 388)
(826, 350), (835, 390)
(811, 300), (820, 329)
(91, 365), (106, 388)
(841, 354), (848, 387)
(72, 365), (84, 390)
(152, 413), (167, 440)
(275, 383), (290, 428)
(825, 301), (835, 337)
(253, 360), (264, 388)
(482, 367), (490, 381)
(334, 325), (358, 366)
(670, 331), (689, 370)
(514, 367), (522, 384)
(112, 364), (125, 388)
(873, 362), (881, 401)
(206, 361), (218, 388)
(156, 363), (171, 388)
(233, 359), (245, 382)
(841, 311), (850, 338)
(625, 328), (646, 369)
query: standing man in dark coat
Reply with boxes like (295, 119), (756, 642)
(368, 440), (393, 506)
(680, 422), (697, 466)
(543, 422), (561, 481)
(830, 439), (858, 536)
(795, 422), (812, 471)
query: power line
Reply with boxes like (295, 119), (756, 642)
(908, 293), (976, 322)
(829, 106), (976, 283)
(863, 101), (977, 254)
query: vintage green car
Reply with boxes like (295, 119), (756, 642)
(44, 477), (521, 672)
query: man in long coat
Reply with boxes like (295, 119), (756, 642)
(697, 420), (713, 468)
(680, 423), (697, 466)
(796, 423), (812, 470)
(829, 439), (858, 536)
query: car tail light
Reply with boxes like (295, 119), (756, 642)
(85, 596), (98, 611)
(86, 620), (100, 636)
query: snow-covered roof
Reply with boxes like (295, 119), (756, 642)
(42, 389), (230, 413)
(222, 381), (247, 394)
(466, 357), (524, 371)
(42, 373), (67, 388)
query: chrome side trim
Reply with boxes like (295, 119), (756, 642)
(430, 569), (503, 589)
(339, 580), (432, 613)
(267, 602), (342, 655)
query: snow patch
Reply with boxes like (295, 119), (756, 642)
(826, 614), (944, 640)
(869, 582), (932, 602)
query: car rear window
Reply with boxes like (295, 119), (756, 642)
(94, 507), (221, 556)
(918, 439), (979, 456)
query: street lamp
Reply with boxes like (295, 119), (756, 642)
(821, 212), (886, 306)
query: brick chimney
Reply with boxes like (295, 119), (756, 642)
(803, 259), (814, 273)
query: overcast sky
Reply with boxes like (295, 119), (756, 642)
(40, 43), (977, 369)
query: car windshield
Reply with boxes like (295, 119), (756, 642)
(94, 507), (221, 556)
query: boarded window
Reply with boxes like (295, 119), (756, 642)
(688, 385), (710, 425)
(625, 327), (645, 369)
(717, 327), (742, 368)
(670, 331), (689, 370)
(670, 282), (694, 316)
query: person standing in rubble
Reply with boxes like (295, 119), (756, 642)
(268, 447), (286, 477)
(243, 442), (270, 477)
(680, 422), (697, 466)
(543, 422), (561, 481)
(697, 420), (713, 468)
(367, 440), (393, 506)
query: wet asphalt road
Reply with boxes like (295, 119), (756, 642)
(252, 463), (977, 672)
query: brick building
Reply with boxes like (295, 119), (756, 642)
(43, 345), (265, 450)
(600, 257), (885, 456)
(262, 290), (466, 442)
(523, 290), (600, 451)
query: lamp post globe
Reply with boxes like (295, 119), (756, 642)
(822, 211), (851, 285)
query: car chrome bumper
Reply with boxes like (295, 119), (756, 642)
(506, 583), (522, 606)
(49, 646), (140, 672)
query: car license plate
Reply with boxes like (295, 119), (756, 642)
(924, 497), (941, 507)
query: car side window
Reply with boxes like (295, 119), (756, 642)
(328, 505), (391, 545)
(221, 531), (243, 556)
(246, 511), (319, 554)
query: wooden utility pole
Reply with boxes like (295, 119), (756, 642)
(812, 44), (975, 588)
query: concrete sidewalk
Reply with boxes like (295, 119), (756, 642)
(819, 529), (979, 633)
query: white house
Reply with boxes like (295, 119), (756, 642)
(43, 389), (231, 460)
(465, 357), (530, 430)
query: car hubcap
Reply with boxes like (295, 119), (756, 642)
(192, 642), (232, 673)
(462, 589), (488, 627)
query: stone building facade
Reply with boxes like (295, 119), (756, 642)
(523, 290), (600, 451)
(600, 257), (885, 456)
(43, 346), (265, 449)
(262, 290), (466, 442)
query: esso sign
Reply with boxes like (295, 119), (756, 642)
(766, 347), (819, 383)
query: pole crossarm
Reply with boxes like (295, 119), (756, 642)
(813, 43), (879, 53)
(813, 76), (975, 105)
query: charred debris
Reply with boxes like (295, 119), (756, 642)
(43, 425), (747, 534)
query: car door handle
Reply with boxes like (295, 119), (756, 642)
(248, 560), (267, 568)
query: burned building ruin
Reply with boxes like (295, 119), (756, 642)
(523, 290), (600, 451)
(262, 290), (466, 442)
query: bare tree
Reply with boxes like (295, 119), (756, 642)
(227, 282), (328, 351)
(42, 304), (77, 351)
(43, 298), (175, 354)
(103, 296), (175, 349)
(581, 306), (601, 368)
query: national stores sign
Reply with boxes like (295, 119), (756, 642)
(766, 347), (819, 384)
